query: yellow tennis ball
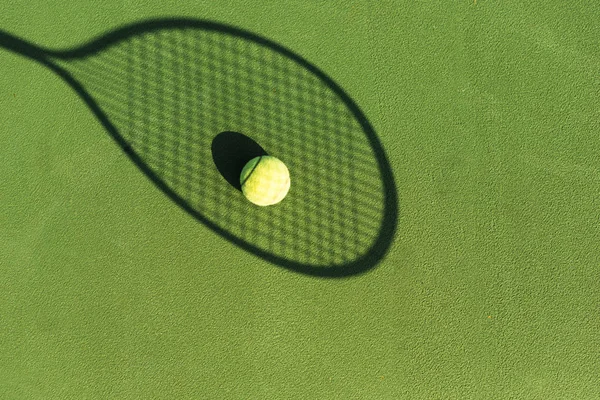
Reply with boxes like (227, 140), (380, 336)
(240, 156), (290, 206)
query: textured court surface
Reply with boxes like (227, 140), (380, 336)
(1, 1), (599, 398)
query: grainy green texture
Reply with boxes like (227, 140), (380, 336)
(1, 1), (599, 398)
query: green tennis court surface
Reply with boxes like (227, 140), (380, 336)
(1, 1), (599, 398)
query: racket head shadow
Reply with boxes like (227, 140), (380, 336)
(1, 19), (399, 277)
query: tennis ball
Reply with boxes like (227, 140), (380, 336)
(240, 156), (290, 206)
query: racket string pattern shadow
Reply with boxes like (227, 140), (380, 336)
(0, 19), (398, 277)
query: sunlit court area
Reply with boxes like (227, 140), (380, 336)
(1, 1), (599, 398)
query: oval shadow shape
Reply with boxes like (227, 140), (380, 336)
(0, 18), (399, 278)
(212, 131), (268, 191)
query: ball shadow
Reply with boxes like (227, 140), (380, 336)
(211, 131), (268, 191)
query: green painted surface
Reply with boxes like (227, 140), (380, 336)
(1, 1), (599, 398)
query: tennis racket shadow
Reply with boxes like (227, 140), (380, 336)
(0, 18), (398, 278)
